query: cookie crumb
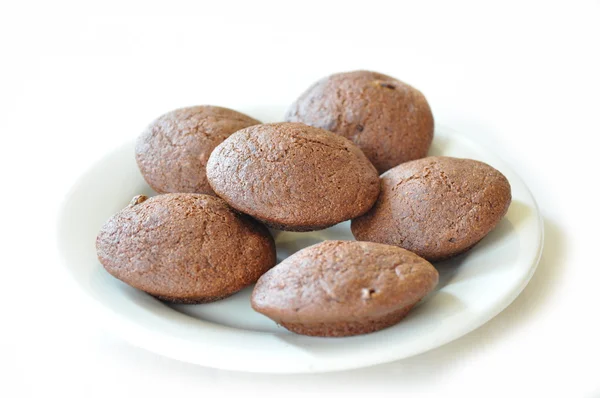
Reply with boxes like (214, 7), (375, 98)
(361, 288), (376, 299)
(377, 81), (396, 90)
(129, 195), (148, 207)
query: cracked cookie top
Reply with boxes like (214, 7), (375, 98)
(351, 156), (512, 261)
(206, 122), (380, 231)
(285, 70), (434, 173)
(96, 193), (276, 303)
(251, 240), (438, 324)
(135, 106), (260, 195)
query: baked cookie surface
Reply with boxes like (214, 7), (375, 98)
(206, 122), (380, 231)
(285, 70), (434, 173)
(96, 193), (276, 303)
(251, 240), (439, 337)
(351, 156), (512, 261)
(136, 106), (260, 195)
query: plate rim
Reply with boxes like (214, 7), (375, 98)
(56, 124), (544, 373)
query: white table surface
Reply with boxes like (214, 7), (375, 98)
(2, 1), (599, 397)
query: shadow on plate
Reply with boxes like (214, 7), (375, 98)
(275, 235), (324, 263)
(314, 216), (562, 385)
(428, 132), (451, 156)
(432, 199), (525, 289)
(97, 216), (560, 390)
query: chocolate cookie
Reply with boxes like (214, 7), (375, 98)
(285, 70), (434, 174)
(351, 157), (512, 261)
(136, 106), (260, 195)
(206, 122), (380, 231)
(96, 193), (276, 303)
(251, 240), (439, 337)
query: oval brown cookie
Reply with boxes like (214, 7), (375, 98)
(136, 106), (260, 195)
(285, 70), (434, 173)
(351, 156), (512, 261)
(206, 122), (380, 231)
(251, 240), (439, 337)
(96, 193), (276, 303)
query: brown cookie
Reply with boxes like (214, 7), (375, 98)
(285, 70), (434, 174)
(251, 240), (439, 337)
(135, 106), (260, 195)
(96, 193), (276, 303)
(206, 122), (380, 231)
(351, 157), (512, 261)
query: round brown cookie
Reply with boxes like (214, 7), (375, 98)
(285, 70), (434, 174)
(351, 156), (512, 261)
(136, 106), (260, 195)
(251, 240), (439, 337)
(96, 193), (276, 303)
(206, 122), (380, 232)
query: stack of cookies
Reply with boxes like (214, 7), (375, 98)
(96, 70), (511, 337)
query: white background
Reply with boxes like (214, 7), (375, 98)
(2, 1), (599, 397)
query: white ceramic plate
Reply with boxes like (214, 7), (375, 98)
(57, 124), (543, 373)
